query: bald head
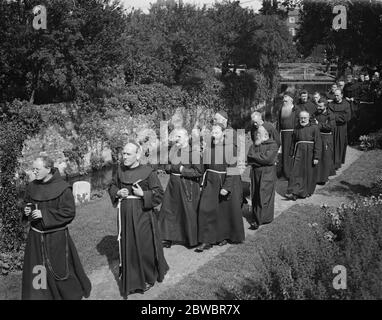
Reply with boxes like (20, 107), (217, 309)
(251, 111), (264, 129)
(173, 127), (189, 148)
(122, 142), (141, 167)
(254, 125), (269, 145)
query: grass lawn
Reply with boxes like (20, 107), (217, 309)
(157, 203), (324, 300)
(316, 149), (382, 199)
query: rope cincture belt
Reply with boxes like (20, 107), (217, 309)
(31, 226), (70, 281)
(200, 169), (227, 191)
(320, 132), (332, 135)
(293, 140), (314, 158)
(117, 195), (141, 278)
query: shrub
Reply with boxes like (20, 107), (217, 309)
(0, 100), (42, 264)
(359, 129), (382, 151)
(229, 196), (382, 300)
(371, 175), (382, 196)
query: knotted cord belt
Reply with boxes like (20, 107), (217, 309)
(117, 195), (141, 278)
(31, 226), (69, 281)
(200, 169), (227, 191)
(293, 140), (314, 158)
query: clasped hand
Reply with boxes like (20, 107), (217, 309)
(24, 207), (42, 220)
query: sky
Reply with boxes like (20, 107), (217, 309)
(120, 0), (263, 13)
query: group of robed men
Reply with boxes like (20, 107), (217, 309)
(20, 109), (282, 299)
(278, 88), (351, 201)
(20, 89), (351, 299)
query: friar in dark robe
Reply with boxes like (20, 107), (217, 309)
(295, 90), (317, 122)
(314, 99), (336, 184)
(285, 111), (322, 200)
(277, 94), (296, 179)
(247, 126), (278, 230)
(250, 111), (281, 148)
(108, 141), (168, 298)
(325, 83), (338, 103)
(329, 89), (352, 170)
(22, 156), (91, 300)
(196, 124), (245, 252)
(159, 128), (203, 248)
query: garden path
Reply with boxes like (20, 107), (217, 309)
(87, 146), (362, 300)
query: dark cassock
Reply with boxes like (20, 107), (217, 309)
(21, 168), (91, 300)
(158, 145), (203, 247)
(108, 164), (168, 296)
(295, 100), (317, 121)
(247, 138), (278, 226)
(315, 109), (336, 184)
(329, 99), (351, 170)
(250, 122), (281, 148)
(287, 123), (322, 198)
(198, 139), (245, 245)
(277, 105), (296, 179)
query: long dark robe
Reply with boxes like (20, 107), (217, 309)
(287, 123), (322, 198)
(250, 121), (281, 147)
(158, 146), (203, 247)
(21, 168), (91, 300)
(247, 139), (278, 226)
(295, 100), (317, 121)
(108, 164), (168, 296)
(277, 105), (296, 179)
(329, 99), (351, 169)
(198, 140), (244, 244)
(315, 109), (336, 183)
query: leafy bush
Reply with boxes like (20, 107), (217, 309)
(229, 196), (382, 300)
(359, 130), (382, 150)
(0, 100), (42, 261)
(371, 175), (382, 196)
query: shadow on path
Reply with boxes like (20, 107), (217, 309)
(96, 235), (123, 297)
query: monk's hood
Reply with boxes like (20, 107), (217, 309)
(27, 168), (70, 201)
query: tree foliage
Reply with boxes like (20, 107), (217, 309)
(0, 0), (127, 104)
(296, 0), (382, 68)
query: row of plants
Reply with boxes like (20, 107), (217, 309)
(226, 194), (382, 299)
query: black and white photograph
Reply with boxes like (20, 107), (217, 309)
(1, 0), (382, 306)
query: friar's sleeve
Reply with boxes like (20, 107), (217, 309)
(142, 171), (164, 209)
(108, 166), (120, 208)
(247, 142), (278, 167)
(222, 143), (239, 193)
(40, 188), (75, 229)
(318, 114), (333, 133)
(313, 126), (322, 161)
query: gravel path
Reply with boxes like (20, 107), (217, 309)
(87, 147), (363, 300)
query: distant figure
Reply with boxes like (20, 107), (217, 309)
(22, 156), (91, 300)
(159, 128), (203, 248)
(247, 126), (278, 230)
(329, 89), (351, 170)
(295, 90), (317, 121)
(285, 111), (321, 200)
(277, 94), (296, 179)
(314, 99), (336, 184)
(196, 124), (244, 252)
(250, 111), (280, 147)
(326, 83), (338, 102)
(108, 141), (168, 298)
